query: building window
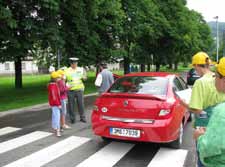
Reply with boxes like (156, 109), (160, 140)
(22, 62), (26, 70)
(5, 63), (10, 70)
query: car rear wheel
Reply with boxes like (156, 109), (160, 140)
(169, 123), (183, 149)
(187, 112), (192, 122)
(101, 137), (111, 143)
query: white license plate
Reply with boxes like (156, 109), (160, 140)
(110, 128), (140, 138)
(193, 75), (199, 77)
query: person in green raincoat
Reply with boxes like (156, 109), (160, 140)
(194, 57), (225, 167)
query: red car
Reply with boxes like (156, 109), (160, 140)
(91, 72), (191, 148)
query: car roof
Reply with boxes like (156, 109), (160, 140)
(123, 72), (176, 78)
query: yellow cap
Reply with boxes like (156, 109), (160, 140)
(192, 52), (210, 65)
(57, 69), (65, 75)
(50, 71), (61, 79)
(216, 57), (225, 77)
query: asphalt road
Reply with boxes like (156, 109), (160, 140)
(0, 95), (196, 167)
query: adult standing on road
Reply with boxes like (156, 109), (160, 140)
(65, 57), (87, 124)
(95, 62), (114, 95)
(194, 57), (225, 167)
(181, 52), (225, 167)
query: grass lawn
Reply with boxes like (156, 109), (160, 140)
(159, 65), (190, 73)
(0, 72), (98, 112)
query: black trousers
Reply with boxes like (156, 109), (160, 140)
(67, 90), (86, 122)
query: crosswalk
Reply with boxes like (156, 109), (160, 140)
(0, 126), (188, 167)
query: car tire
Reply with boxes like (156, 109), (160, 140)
(169, 123), (183, 149)
(187, 112), (192, 122)
(101, 137), (111, 143)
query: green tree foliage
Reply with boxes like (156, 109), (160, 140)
(119, 0), (165, 73)
(84, 0), (124, 66)
(0, 0), (60, 88)
(0, 0), (213, 88)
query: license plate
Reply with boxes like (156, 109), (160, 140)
(110, 127), (140, 138)
(192, 75), (199, 77)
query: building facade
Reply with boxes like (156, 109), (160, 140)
(0, 61), (38, 75)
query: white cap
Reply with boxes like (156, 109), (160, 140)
(69, 57), (79, 62)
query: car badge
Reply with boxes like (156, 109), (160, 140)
(124, 100), (129, 106)
(101, 107), (108, 113)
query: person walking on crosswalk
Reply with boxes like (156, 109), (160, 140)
(47, 71), (62, 137)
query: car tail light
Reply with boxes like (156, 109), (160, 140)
(158, 109), (171, 116)
(93, 105), (99, 112)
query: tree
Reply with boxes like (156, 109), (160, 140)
(84, 0), (124, 68)
(0, 0), (60, 88)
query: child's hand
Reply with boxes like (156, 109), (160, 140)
(194, 127), (206, 140)
(58, 105), (62, 109)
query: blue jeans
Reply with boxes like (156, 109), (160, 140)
(196, 143), (205, 167)
(51, 106), (61, 129)
(61, 99), (67, 116)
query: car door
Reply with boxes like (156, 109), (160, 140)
(172, 77), (187, 124)
(173, 77), (190, 123)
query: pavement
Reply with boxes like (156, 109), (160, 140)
(0, 92), (98, 118)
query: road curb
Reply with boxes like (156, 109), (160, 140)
(0, 92), (98, 118)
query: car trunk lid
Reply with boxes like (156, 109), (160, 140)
(98, 93), (166, 120)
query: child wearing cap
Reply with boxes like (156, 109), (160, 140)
(181, 52), (225, 167)
(194, 57), (225, 167)
(57, 69), (71, 130)
(47, 71), (62, 137)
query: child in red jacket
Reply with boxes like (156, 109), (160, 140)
(48, 71), (62, 137)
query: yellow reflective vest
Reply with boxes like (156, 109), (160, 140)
(65, 67), (86, 90)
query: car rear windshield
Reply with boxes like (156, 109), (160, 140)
(109, 76), (168, 95)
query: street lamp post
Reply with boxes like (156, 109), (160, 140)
(57, 49), (61, 69)
(214, 16), (219, 62)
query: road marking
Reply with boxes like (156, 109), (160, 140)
(0, 127), (21, 136)
(0, 131), (51, 154)
(76, 141), (135, 167)
(147, 148), (188, 167)
(3, 136), (90, 167)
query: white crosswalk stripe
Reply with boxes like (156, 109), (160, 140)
(0, 127), (21, 136)
(76, 141), (135, 167)
(3, 136), (90, 167)
(0, 131), (51, 154)
(0, 126), (189, 167)
(147, 148), (188, 167)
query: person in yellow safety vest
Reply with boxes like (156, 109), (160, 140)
(194, 57), (225, 167)
(65, 57), (87, 123)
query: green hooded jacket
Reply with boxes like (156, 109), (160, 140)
(197, 102), (225, 167)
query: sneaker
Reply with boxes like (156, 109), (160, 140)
(56, 130), (61, 137)
(62, 124), (71, 129)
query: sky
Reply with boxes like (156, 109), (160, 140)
(187, 0), (225, 22)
